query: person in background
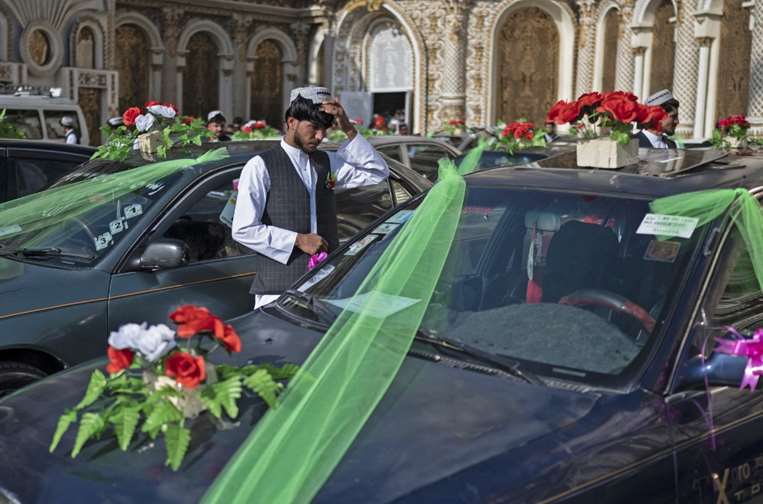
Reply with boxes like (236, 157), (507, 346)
(636, 89), (679, 149)
(61, 116), (79, 145)
(206, 110), (231, 142)
(231, 86), (389, 309)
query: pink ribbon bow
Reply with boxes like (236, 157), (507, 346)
(307, 251), (328, 271)
(715, 328), (763, 390)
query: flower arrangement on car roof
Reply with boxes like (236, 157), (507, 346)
(713, 114), (752, 150)
(92, 101), (213, 162)
(547, 91), (668, 145)
(495, 119), (547, 155)
(327, 116), (389, 142)
(232, 119), (281, 140)
(49, 305), (297, 471)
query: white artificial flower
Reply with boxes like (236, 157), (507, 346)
(134, 324), (177, 362)
(135, 113), (155, 132)
(108, 322), (147, 349)
(147, 104), (176, 119)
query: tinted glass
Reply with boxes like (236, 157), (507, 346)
(291, 187), (706, 384)
(406, 143), (453, 181)
(335, 181), (393, 242)
(4, 109), (42, 139)
(14, 157), (80, 198)
(376, 145), (402, 162)
(43, 110), (80, 140)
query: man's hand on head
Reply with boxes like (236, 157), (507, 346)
(296, 233), (328, 256)
(321, 100), (357, 140)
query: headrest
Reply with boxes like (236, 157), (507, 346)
(525, 211), (561, 232)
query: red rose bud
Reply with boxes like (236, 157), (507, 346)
(170, 305), (219, 338)
(213, 319), (242, 353)
(106, 346), (134, 374)
(164, 351), (206, 389)
(122, 106), (141, 127)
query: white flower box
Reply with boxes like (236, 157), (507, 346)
(138, 130), (162, 155)
(576, 137), (639, 169)
(724, 136), (748, 149)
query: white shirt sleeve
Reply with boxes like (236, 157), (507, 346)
(329, 134), (389, 190)
(231, 156), (298, 265)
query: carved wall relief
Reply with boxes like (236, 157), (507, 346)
(183, 31), (220, 118)
(115, 24), (150, 111)
(29, 29), (51, 66)
(602, 8), (619, 92)
(76, 27), (96, 69)
(496, 7), (558, 125)
(716, 0), (752, 118)
(649, 0), (675, 93)
(251, 39), (284, 126)
(79, 87), (102, 145)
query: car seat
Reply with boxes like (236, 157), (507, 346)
(522, 211), (561, 303)
(542, 220), (619, 303)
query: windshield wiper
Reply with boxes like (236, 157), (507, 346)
(0, 247), (95, 260)
(280, 289), (337, 324)
(414, 330), (543, 385)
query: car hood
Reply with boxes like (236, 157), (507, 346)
(0, 257), (108, 320)
(0, 308), (600, 503)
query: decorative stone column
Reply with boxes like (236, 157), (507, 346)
(747, 2), (763, 135)
(232, 15), (251, 119)
(631, 45), (647, 99)
(575, 0), (597, 98)
(614, 0), (635, 92)
(290, 21), (311, 83)
(161, 7), (183, 104)
(439, 0), (468, 122)
(672, 2), (699, 137)
(693, 36), (713, 138)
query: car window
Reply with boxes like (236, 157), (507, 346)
(391, 179), (411, 205)
(4, 109), (42, 139)
(406, 143), (453, 181)
(377, 145), (402, 163)
(710, 229), (762, 322)
(43, 111), (79, 140)
(13, 157), (81, 198)
(161, 172), (249, 263)
(335, 181), (393, 242)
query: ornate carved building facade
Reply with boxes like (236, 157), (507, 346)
(0, 0), (759, 143)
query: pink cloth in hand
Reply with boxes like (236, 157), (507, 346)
(308, 251), (328, 271)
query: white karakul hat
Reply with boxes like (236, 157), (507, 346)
(60, 115), (75, 127)
(289, 86), (333, 105)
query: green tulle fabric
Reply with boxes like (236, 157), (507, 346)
(650, 188), (763, 291)
(0, 147), (229, 241)
(202, 143), (487, 504)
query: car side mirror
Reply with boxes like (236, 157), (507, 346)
(674, 351), (750, 390)
(128, 239), (189, 271)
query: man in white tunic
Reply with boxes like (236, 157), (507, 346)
(232, 86), (389, 309)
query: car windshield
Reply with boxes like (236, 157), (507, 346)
(286, 185), (706, 384)
(0, 153), (188, 264)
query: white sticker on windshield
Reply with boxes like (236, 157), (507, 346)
(297, 265), (336, 292)
(0, 224), (22, 237)
(636, 213), (698, 239)
(345, 234), (378, 256)
(146, 183), (165, 196)
(94, 232), (113, 251)
(124, 203), (143, 219)
(109, 218), (127, 235)
(372, 223), (399, 235)
(384, 210), (414, 224)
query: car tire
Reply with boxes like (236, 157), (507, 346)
(0, 361), (47, 397)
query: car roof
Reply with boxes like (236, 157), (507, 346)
(0, 138), (96, 156)
(466, 149), (763, 198)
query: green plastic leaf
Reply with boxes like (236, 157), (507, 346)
(164, 423), (191, 471)
(112, 406), (141, 451)
(215, 376), (242, 419)
(142, 399), (183, 439)
(71, 412), (106, 458)
(262, 363), (299, 381)
(201, 384), (222, 418)
(243, 369), (281, 409)
(74, 370), (107, 410)
(49, 409), (77, 453)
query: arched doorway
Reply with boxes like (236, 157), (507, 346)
(496, 7), (559, 125)
(600, 8), (620, 92)
(251, 40), (283, 127)
(716, 0), (752, 119)
(115, 23), (150, 111)
(76, 27), (95, 69)
(648, 0), (675, 93)
(367, 20), (414, 130)
(183, 32), (220, 119)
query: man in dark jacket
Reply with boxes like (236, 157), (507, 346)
(636, 89), (679, 149)
(231, 86), (389, 308)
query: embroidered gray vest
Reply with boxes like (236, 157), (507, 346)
(250, 146), (338, 295)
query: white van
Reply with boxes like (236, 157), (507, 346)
(0, 94), (89, 145)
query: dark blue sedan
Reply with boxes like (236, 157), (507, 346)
(1, 149), (763, 503)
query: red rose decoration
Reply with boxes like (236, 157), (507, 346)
(165, 351), (206, 389)
(597, 97), (642, 124)
(546, 100), (582, 125)
(254, 120), (267, 129)
(242, 125), (253, 134)
(639, 105), (668, 131)
(602, 91), (638, 103)
(577, 92), (603, 109)
(373, 114), (387, 129)
(170, 305), (220, 338)
(106, 346), (134, 374)
(144, 100), (160, 108)
(122, 106), (141, 127)
(181, 115), (194, 125)
(213, 319), (242, 353)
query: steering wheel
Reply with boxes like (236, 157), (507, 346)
(559, 289), (656, 333)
